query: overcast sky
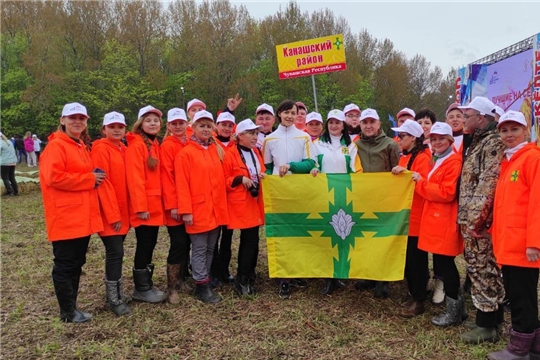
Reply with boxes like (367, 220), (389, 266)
(236, 1), (540, 75)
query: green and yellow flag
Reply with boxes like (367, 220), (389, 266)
(262, 173), (414, 280)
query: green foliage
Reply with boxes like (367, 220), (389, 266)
(0, 0), (453, 137)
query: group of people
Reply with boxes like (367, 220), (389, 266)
(11, 132), (42, 167)
(39, 94), (539, 359)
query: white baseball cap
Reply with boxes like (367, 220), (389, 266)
(62, 102), (89, 118)
(343, 103), (360, 114)
(458, 96), (496, 116)
(103, 111), (126, 126)
(497, 110), (527, 128)
(428, 122), (453, 138)
(167, 108), (187, 122)
(493, 106), (505, 117)
(216, 112), (235, 124)
(391, 119), (423, 138)
(360, 108), (380, 121)
(187, 98), (206, 112)
(235, 119), (263, 135)
(306, 112), (323, 123)
(326, 109), (345, 122)
(396, 108), (416, 119)
(192, 110), (214, 125)
(138, 105), (162, 119)
(256, 103), (274, 116)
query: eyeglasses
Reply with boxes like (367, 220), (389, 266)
(346, 114), (360, 119)
(463, 113), (480, 120)
(398, 133), (410, 139)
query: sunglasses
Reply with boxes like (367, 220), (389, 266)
(398, 133), (410, 139)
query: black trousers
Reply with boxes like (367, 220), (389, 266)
(166, 224), (190, 265)
(433, 255), (444, 280)
(211, 226), (234, 277)
(404, 236), (428, 301)
(502, 265), (540, 333)
(51, 236), (90, 283)
(237, 226), (260, 280)
(1, 165), (18, 195)
(433, 254), (460, 299)
(134, 225), (159, 269)
(100, 234), (126, 281)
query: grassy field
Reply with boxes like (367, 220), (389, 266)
(1, 167), (506, 359)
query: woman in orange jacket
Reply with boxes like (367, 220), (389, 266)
(40, 102), (105, 323)
(412, 122), (464, 327)
(125, 105), (166, 304)
(222, 119), (266, 296)
(175, 110), (229, 303)
(90, 111), (131, 316)
(391, 119), (431, 317)
(487, 111), (540, 360)
(160, 107), (191, 304)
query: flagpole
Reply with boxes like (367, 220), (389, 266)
(311, 75), (318, 113)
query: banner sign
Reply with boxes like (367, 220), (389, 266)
(276, 34), (347, 79)
(262, 173), (413, 280)
(486, 49), (533, 115)
(533, 33), (540, 142)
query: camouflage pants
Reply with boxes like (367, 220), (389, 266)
(461, 225), (505, 312)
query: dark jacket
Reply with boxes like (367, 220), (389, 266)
(354, 130), (400, 172)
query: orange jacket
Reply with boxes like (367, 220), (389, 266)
(398, 148), (431, 236)
(214, 137), (236, 152)
(90, 138), (130, 236)
(492, 143), (540, 268)
(160, 136), (186, 226)
(222, 146), (265, 229)
(125, 132), (164, 227)
(175, 140), (229, 234)
(40, 131), (103, 241)
(416, 152), (463, 256)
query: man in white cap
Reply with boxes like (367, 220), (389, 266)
(457, 96), (506, 344)
(396, 107), (416, 127)
(493, 106), (504, 122)
(255, 103), (275, 150)
(343, 103), (362, 142)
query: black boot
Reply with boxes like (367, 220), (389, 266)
(53, 280), (92, 323)
(355, 279), (376, 291)
(132, 266), (166, 303)
(321, 279), (336, 296)
(374, 281), (389, 299)
(105, 278), (131, 316)
(195, 283), (221, 303)
(234, 274), (254, 297)
(432, 295), (463, 327)
(70, 271), (92, 322)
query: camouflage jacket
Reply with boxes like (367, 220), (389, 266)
(458, 121), (505, 231)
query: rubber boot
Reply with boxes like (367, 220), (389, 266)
(487, 327), (533, 360)
(529, 328), (540, 360)
(70, 271), (92, 322)
(432, 279), (445, 305)
(132, 266), (166, 303)
(432, 295), (462, 327)
(167, 264), (181, 304)
(53, 280), (91, 323)
(460, 326), (498, 344)
(354, 279), (376, 291)
(234, 274), (254, 297)
(195, 283), (221, 303)
(105, 279), (131, 316)
(178, 260), (192, 292)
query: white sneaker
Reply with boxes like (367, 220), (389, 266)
(432, 279), (445, 304)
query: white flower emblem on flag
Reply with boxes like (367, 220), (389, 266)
(329, 208), (355, 240)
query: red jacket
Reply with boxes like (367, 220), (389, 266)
(125, 132), (164, 227)
(175, 140), (229, 234)
(222, 146), (265, 229)
(160, 136), (187, 226)
(40, 131), (102, 241)
(417, 152), (463, 256)
(492, 143), (540, 268)
(398, 148), (431, 236)
(91, 138), (130, 236)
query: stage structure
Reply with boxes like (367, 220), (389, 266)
(455, 33), (540, 142)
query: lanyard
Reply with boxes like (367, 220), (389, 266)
(237, 144), (259, 181)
